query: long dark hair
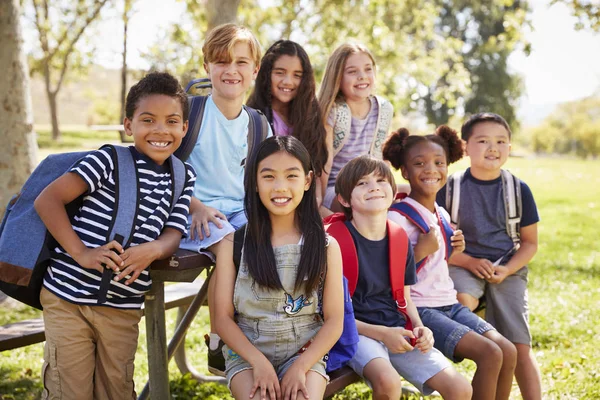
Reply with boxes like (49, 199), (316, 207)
(247, 40), (328, 177)
(243, 136), (327, 293)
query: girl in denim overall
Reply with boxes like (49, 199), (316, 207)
(214, 136), (344, 400)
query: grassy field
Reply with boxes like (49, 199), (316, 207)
(1, 146), (599, 399)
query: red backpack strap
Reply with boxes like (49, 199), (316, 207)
(324, 215), (359, 296)
(387, 220), (416, 343)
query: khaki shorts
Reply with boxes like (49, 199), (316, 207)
(40, 287), (142, 400)
(449, 265), (531, 345)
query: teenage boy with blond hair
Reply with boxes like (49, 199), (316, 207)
(178, 23), (271, 374)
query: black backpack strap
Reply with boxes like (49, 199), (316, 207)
(233, 226), (246, 272)
(243, 106), (269, 168)
(175, 95), (208, 162)
(97, 145), (139, 304)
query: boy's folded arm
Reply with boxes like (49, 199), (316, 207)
(503, 223), (538, 276)
(34, 172), (123, 273)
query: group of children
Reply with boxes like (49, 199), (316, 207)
(33, 22), (542, 400)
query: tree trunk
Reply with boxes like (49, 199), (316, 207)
(119, 0), (130, 143)
(48, 90), (61, 141)
(206, 0), (241, 32)
(0, 0), (38, 216)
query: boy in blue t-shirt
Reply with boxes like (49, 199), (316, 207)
(437, 112), (542, 400)
(335, 156), (472, 399)
(34, 72), (196, 399)
(178, 24), (272, 373)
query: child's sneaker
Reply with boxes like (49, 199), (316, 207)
(204, 333), (226, 376)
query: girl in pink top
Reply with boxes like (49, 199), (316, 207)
(383, 126), (517, 400)
(247, 40), (328, 206)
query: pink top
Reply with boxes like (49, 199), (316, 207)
(272, 111), (292, 137)
(387, 197), (457, 308)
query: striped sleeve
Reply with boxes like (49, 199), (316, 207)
(165, 163), (196, 235)
(69, 148), (114, 193)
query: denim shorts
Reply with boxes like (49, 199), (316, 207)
(179, 210), (247, 261)
(223, 315), (328, 389)
(347, 334), (450, 395)
(418, 303), (495, 362)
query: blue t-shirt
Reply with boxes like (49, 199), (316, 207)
(345, 221), (417, 328)
(436, 168), (539, 261)
(187, 96), (272, 215)
(43, 146), (196, 309)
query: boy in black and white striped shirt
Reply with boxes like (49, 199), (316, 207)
(34, 72), (196, 399)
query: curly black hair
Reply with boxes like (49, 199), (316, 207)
(125, 72), (189, 121)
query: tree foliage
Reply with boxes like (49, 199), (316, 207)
(530, 96), (600, 158)
(24, 0), (110, 140)
(552, 0), (600, 31)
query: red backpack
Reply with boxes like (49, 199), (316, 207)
(323, 213), (416, 343)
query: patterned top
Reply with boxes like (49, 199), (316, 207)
(43, 146), (196, 309)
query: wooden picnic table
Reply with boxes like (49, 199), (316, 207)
(139, 248), (221, 400)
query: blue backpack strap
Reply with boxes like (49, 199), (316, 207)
(168, 155), (186, 214)
(435, 206), (455, 260)
(389, 202), (429, 271)
(243, 105), (269, 169)
(174, 95), (208, 162)
(97, 145), (139, 304)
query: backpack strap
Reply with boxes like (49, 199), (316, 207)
(174, 95), (208, 162)
(243, 106), (270, 169)
(446, 170), (464, 226)
(331, 102), (352, 157)
(97, 145), (140, 304)
(501, 169), (522, 245)
(167, 155), (186, 214)
(233, 226), (245, 272)
(369, 96), (393, 159)
(389, 202), (430, 272)
(324, 216), (359, 296)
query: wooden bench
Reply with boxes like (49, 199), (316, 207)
(0, 280), (204, 352)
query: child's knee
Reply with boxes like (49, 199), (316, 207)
(457, 293), (479, 311)
(370, 371), (402, 399)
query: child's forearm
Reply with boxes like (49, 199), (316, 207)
(448, 251), (472, 268)
(356, 319), (389, 340)
(216, 316), (268, 368)
(291, 315), (343, 373)
(145, 228), (183, 261)
(504, 241), (537, 275)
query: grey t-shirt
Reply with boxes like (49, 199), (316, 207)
(437, 168), (539, 262)
(345, 221), (417, 328)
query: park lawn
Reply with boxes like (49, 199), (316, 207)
(1, 155), (599, 399)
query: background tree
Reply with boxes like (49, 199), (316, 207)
(552, 0), (599, 31)
(26, 0), (110, 141)
(423, 0), (530, 128)
(119, 0), (135, 142)
(0, 0), (38, 217)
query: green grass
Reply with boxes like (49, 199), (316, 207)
(1, 156), (599, 399)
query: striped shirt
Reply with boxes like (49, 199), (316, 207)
(43, 146), (196, 309)
(327, 96), (379, 188)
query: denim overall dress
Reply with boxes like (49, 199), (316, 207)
(223, 242), (328, 384)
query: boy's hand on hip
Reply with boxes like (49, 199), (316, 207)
(450, 229), (465, 254)
(114, 243), (157, 285)
(280, 364), (309, 400)
(74, 240), (124, 273)
(487, 265), (510, 284)
(466, 257), (494, 280)
(189, 203), (226, 240)
(383, 326), (414, 353)
(250, 358), (281, 400)
(413, 326), (434, 353)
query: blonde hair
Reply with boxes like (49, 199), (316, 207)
(202, 23), (262, 67)
(318, 43), (376, 123)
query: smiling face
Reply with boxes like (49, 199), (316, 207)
(340, 171), (393, 217)
(270, 55), (303, 108)
(204, 41), (259, 104)
(124, 94), (187, 165)
(339, 51), (375, 102)
(401, 141), (448, 204)
(256, 150), (313, 219)
(465, 121), (511, 180)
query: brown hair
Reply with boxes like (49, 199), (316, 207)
(461, 112), (512, 141)
(202, 23), (262, 67)
(335, 155), (396, 220)
(382, 126), (464, 170)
